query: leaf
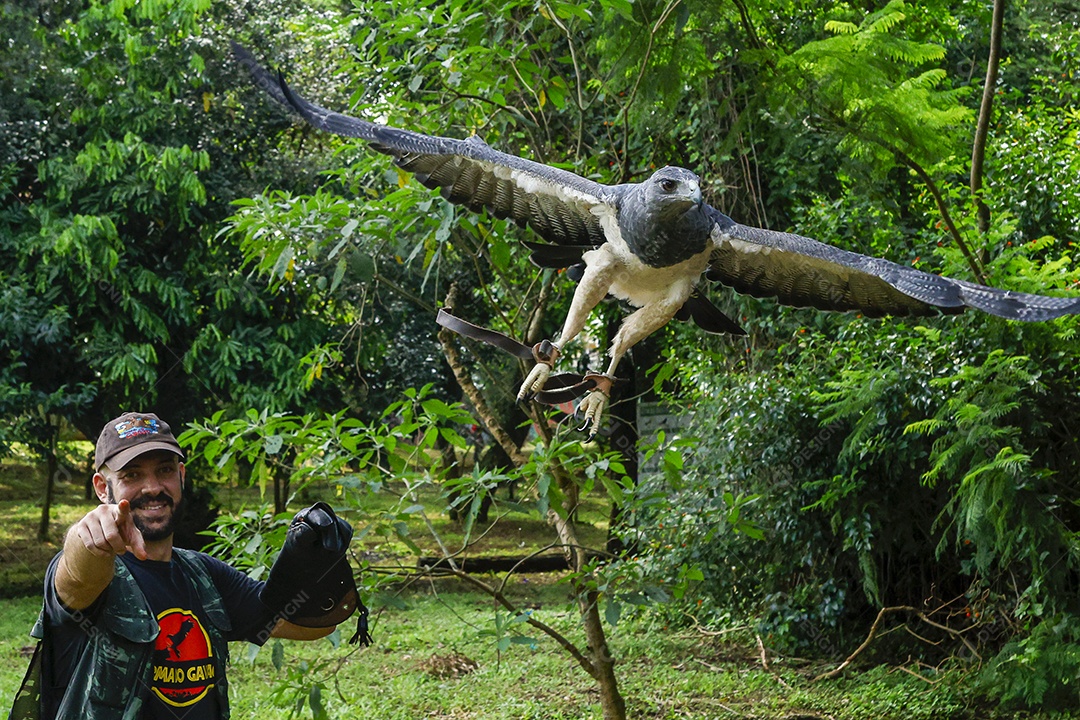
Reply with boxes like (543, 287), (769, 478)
(511, 635), (539, 649)
(651, 362), (674, 394)
(330, 256), (347, 292)
(599, 0), (634, 20)
(271, 639), (284, 672)
(264, 434), (284, 455)
(824, 20), (858, 34)
(604, 598), (621, 627)
(490, 237), (511, 271)
(600, 474), (626, 505)
(348, 250), (376, 283)
(341, 218), (359, 239)
(309, 684), (330, 720)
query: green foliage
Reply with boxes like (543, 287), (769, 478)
(777, 0), (973, 174)
(5, 0), (1080, 713)
(980, 615), (1080, 709)
(0, 0), (368, 450)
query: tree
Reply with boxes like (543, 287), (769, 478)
(0, 0), (373, 528)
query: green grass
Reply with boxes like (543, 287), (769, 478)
(0, 457), (94, 598)
(1, 583), (1061, 720)
(1, 457), (1075, 719)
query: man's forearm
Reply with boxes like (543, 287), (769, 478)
(55, 523), (116, 611)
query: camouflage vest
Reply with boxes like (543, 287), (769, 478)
(11, 548), (233, 720)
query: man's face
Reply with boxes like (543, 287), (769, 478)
(101, 450), (185, 543)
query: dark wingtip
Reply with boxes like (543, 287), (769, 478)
(228, 39), (247, 60)
(230, 41), (292, 108)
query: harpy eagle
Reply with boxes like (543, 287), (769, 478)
(235, 44), (1080, 432)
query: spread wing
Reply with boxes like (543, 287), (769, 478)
(708, 210), (1080, 321)
(234, 43), (613, 248)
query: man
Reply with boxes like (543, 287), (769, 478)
(28, 412), (344, 720)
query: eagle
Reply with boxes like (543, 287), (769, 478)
(234, 44), (1080, 433)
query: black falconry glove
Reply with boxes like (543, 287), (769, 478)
(260, 501), (372, 645)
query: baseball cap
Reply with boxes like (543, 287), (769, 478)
(95, 412), (185, 472)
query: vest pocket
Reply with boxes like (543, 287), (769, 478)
(86, 634), (147, 708)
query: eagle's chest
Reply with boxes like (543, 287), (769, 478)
(613, 203), (712, 268)
(591, 213), (712, 308)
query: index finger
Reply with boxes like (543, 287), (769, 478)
(116, 500), (148, 561)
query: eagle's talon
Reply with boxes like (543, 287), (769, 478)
(518, 362), (553, 402)
(576, 388), (609, 437)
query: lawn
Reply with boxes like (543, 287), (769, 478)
(0, 455), (1072, 719)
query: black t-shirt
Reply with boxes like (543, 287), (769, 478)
(42, 550), (274, 720)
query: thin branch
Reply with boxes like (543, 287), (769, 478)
(815, 605), (983, 682)
(525, 271), (555, 346)
(372, 271), (438, 314)
(441, 567), (598, 678)
(447, 90), (532, 124)
(814, 106), (988, 284)
(814, 605), (915, 681)
(970, 0), (1005, 235)
(730, 0), (771, 65)
(916, 611), (981, 661)
(893, 663), (941, 685)
(895, 151), (987, 284)
(618, 0), (683, 181)
(541, 0), (588, 161)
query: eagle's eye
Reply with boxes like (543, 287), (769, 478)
(659, 178), (678, 192)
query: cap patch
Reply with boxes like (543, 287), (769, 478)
(115, 417), (162, 440)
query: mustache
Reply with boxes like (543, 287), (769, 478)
(129, 493), (174, 511)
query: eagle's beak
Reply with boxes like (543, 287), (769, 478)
(688, 182), (702, 205)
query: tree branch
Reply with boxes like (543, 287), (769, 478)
(895, 151), (987, 284)
(971, 0), (1005, 235)
(440, 567), (598, 678)
(814, 605), (982, 681)
(815, 605), (914, 681)
(813, 107), (988, 284)
(619, 0), (683, 181)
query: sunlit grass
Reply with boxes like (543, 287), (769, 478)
(0, 458), (93, 598)
(0, 458), (1067, 719)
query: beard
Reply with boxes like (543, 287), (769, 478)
(107, 486), (183, 542)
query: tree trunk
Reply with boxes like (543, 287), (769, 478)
(273, 467), (290, 515)
(549, 510), (628, 720)
(38, 422), (58, 542)
(440, 284), (628, 719)
(579, 587), (627, 720)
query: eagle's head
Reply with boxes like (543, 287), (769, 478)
(644, 166), (702, 220)
(618, 166), (711, 267)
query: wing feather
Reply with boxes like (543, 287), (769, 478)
(234, 43), (612, 247)
(709, 213), (1080, 321)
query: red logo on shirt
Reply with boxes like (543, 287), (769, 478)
(151, 608), (216, 707)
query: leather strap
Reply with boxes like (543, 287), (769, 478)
(534, 373), (622, 405)
(436, 309), (624, 406)
(436, 309), (534, 360)
(532, 338), (560, 365)
(534, 373), (594, 404)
